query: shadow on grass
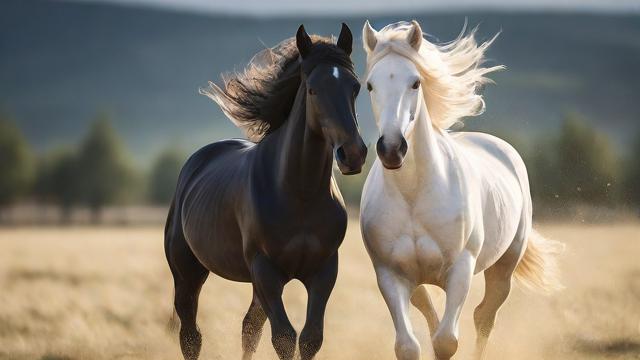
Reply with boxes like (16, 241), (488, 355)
(575, 338), (640, 356)
(6, 269), (103, 287)
(40, 355), (74, 360)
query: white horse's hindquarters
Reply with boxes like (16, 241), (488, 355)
(452, 132), (532, 273)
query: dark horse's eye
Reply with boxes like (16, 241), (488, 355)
(308, 88), (316, 95)
(366, 82), (373, 92)
(411, 79), (421, 90)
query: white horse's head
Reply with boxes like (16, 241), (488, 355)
(363, 21), (423, 169)
(362, 20), (503, 169)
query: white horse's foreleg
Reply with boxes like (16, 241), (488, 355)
(376, 266), (421, 360)
(432, 250), (475, 360)
(410, 285), (440, 335)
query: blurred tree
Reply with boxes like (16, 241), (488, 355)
(623, 130), (640, 208)
(527, 135), (561, 204)
(149, 148), (184, 205)
(556, 112), (619, 205)
(76, 115), (137, 222)
(0, 116), (34, 211)
(34, 149), (80, 222)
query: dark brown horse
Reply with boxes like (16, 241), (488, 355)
(164, 24), (367, 360)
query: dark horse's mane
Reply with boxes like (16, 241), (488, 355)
(200, 36), (355, 142)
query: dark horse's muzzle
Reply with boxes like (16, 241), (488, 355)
(376, 135), (408, 170)
(336, 137), (368, 175)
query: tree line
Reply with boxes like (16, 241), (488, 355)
(0, 113), (184, 222)
(1, 111), (639, 222)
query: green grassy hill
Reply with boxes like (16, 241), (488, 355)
(1, 0), (639, 161)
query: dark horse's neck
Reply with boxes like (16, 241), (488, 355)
(259, 85), (334, 201)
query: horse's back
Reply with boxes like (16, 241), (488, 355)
(452, 131), (528, 188)
(175, 139), (253, 215)
(178, 139), (253, 187)
(170, 139), (255, 281)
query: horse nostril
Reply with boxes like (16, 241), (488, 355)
(336, 146), (347, 163)
(376, 137), (386, 156)
(399, 137), (408, 156)
(361, 142), (368, 158)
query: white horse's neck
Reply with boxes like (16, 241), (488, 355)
(383, 98), (452, 198)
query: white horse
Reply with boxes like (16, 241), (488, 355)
(359, 20), (563, 360)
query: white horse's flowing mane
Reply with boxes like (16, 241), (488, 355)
(364, 21), (504, 129)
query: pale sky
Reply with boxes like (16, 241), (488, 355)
(66, 0), (640, 16)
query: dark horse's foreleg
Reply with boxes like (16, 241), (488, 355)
(166, 227), (209, 360)
(241, 292), (267, 360)
(299, 254), (338, 360)
(250, 254), (297, 360)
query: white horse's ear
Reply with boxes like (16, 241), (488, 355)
(407, 20), (423, 50)
(363, 20), (378, 53)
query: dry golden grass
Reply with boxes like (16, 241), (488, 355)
(0, 222), (639, 359)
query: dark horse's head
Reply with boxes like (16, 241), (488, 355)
(202, 23), (367, 174)
(296, 24), (368, 175)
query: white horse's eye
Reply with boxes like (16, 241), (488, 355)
(367, 82), (373, 92)
(411, 79), (420, 89)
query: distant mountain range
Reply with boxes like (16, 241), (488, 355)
(1, 0), (639, 162)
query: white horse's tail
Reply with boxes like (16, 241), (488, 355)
(513, 229), (564, 294)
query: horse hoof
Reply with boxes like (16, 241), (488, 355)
(432, 331), (458, 360)
(395, 336), (420, 360)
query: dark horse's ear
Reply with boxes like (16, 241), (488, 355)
(337, 22), (353, 55)
(296, 24), (313, 59)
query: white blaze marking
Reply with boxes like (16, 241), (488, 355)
(332, 66), (339, 79)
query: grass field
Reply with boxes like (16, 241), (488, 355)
(0, 222), (639, 359)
